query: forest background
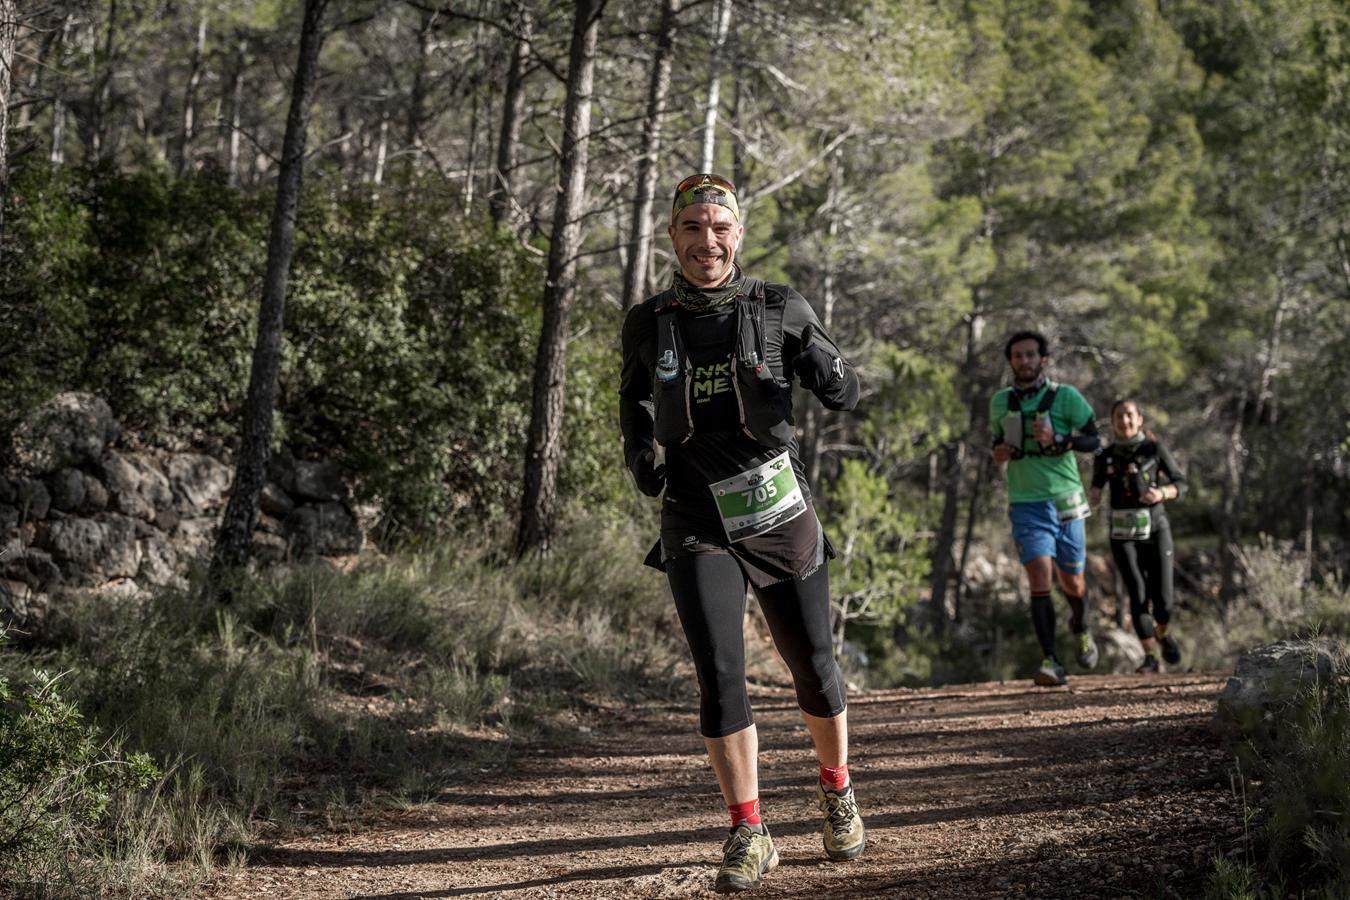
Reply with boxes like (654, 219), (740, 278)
(0, 0), (1348, 895)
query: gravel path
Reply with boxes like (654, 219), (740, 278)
(207, 673), (1240, 899)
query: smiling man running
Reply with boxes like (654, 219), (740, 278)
(620, 174), (864, 893)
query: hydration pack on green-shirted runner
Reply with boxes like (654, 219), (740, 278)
(1001, 382), (1059, 459)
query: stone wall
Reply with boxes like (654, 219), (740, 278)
(1, 394), (368, 624)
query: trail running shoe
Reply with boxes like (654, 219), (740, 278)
(1076, 631), (1099, 670)
(817, 782), (866, 861)
(1034, 657), (1068, 687)
(1136, 654), (1160, 674)
(1160, 635), (1182, 665)
(714, 824), (778, 893)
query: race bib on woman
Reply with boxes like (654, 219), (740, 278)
(1111, 507), (1152, 540)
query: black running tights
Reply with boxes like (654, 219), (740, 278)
(1110, 520), (1175, 640)
(666, 553), (845, 738)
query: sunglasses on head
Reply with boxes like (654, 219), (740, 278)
(675, 173), (736, 195)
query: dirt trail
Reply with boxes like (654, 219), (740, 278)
(207, 674), (1241, 899)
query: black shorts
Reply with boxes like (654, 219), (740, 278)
(643, 492), (834, 589)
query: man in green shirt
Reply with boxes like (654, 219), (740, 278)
(990, 331), (1102, 686)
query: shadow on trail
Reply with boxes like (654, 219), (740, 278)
(340, 859), (702, 898)
(765, 818), (1230, 900)
(248, 824), (724, 869)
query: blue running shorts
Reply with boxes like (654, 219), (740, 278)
(1009, 500), (1086, 573)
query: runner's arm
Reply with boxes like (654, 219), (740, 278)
(1064, 417), (1101, 454)
(1155, 442), (1188, 500)
(781, 289), (859, 411)
(619, 305), (657, 473)
(1090, 450), (1108, 488)
(990, 394), (1014, 462)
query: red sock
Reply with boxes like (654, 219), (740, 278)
(728, 798), (761, 828)
(820, 763), (849, 791)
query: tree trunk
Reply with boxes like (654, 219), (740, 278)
(464, 87), (480, 215)
(1219, 283), (1288, 606)
(51, 93), (66, 163)
(14, 13), (48, 134)
(174, 10), (207, 176)
(621, 0), (677, 311)
(405, 9), (434, 177)
(211, 0), (329, 577)
(91, 0), (118, 161)
(1217, 388), (1249, 612)
(952, 453), (989, 624)
(225, 38), (244, 185)
(489, 2), (531, 229)
(928, 311), (984, 632)
(730, 39), (746, 195)
(0, 0), (17, 251)
(929, 440), (964, 631)
(804, 152), (841, 489)
(699, 0), (732, 172)
(1301, 456), (1315, 585)
(516, 0), (601, 555)
(43, 14), (72, 164)
(372, 103), (389, 185)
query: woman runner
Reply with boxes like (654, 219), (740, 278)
(1090, 399), (1188, 673)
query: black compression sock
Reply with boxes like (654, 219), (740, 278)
(1064, 588), (1087, 634)
(1030, 592), (1057, 659)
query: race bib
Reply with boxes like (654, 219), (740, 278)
(709, 451), (808, 543)
(1111, 507), (1152, 540)
(1054, 490), (1090, 523)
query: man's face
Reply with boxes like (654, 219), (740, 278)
(1007, 339), (1046, 385)
(668, 203), (742, 288)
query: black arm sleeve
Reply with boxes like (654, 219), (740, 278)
(1068, 417), (1101, 454)
(780, 287), (860, 411)
(1156, 442), (1188, 499)
(1091, 450), (1108, 488)
(619, 304), (656, 473)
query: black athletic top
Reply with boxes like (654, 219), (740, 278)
(620, 282), (857, 509)
(1091, 437), (1187, 521)
(620, 280), (858, 584)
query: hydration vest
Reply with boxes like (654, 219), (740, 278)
(650, 278), (795, 449)
(1104, 441), (1161, 504)
(1004, 382), (1060, 459)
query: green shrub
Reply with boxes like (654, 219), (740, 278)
(0, 633), (158, 889)
(0, 166), (543, 533)
(820, 460), (934, 684)
(1188, 537), (1350, 674)
(1217, 666), (1350, 897)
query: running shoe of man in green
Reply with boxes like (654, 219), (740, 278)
(1076, 631), (1099, 669)
(1160, 634), (1181, 665)
(714, 824), (778, 893)
(1136, 653), (1160, 674)
(1034, 657), (1067, 686)
(816, 782), (866, 861)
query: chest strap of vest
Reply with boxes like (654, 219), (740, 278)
(1006, 382), (1059, 459)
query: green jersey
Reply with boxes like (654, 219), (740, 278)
(990, 382), (1095, 504)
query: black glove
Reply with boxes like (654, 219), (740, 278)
(630, 448), (666, 497)
(792, 324), (843, 391)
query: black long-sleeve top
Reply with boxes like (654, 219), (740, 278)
(1091, 438), (1188, 512)
(619, 281), (857, 510)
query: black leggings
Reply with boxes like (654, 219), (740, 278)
(666, 553), (845, 738)
(1110, 519), (1175, 640)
